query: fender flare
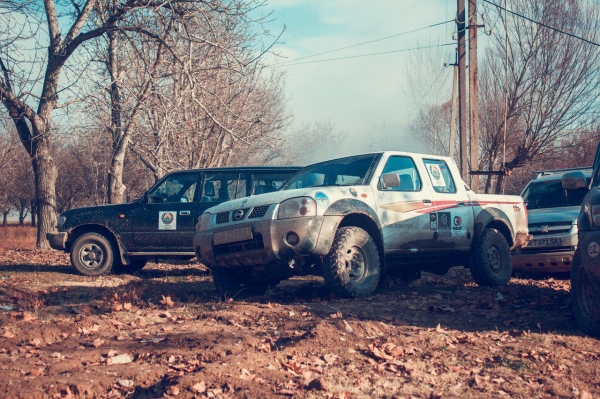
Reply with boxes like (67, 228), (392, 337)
(472, 207), (515, 248)
(67, 223), (128, 264)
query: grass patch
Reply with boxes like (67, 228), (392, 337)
(0, 225), (36, 249)
(497, 357), (529, 371)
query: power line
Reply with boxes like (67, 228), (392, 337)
(483, 0), (600, 47)
(276, 20), (454, 66)
(273, 43), (456, 67)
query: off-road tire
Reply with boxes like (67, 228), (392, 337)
(211, 267), (268, 300)
(469, 228), (512, 286)
(70, 232), (115, 276)
(115, 258), (147, 274)
(571, 251), (600, 337)
(323, 226), (380, 298)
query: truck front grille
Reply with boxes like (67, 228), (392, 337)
(215, 205), (270, 225)
(249, 205), (270, 219)
(216, 212), (230, 224)
(528, 222), (572, 236)
(213, 233), (264, 256)
(520, 246), (575, 255)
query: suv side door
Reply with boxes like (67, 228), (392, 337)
(127, 172), (202, 253)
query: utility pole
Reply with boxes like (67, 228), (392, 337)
(447, 50), (458, 159)
(457, 0), (468, 182)
(469, 0), (479, 192)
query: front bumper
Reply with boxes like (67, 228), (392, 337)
(512, 250), (574, 273)
(194, 215), (342, 268)
(47, 232), (68, 251)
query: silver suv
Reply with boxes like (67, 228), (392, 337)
(512, 167), (591, 273)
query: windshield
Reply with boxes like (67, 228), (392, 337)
(282, 154), (378, 190)
(522, 179), (590, 210)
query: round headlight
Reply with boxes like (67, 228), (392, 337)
(57, 215), (66, 228)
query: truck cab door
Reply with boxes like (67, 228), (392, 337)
(421, 158), (474, 251)
(374, 155), (438, 254)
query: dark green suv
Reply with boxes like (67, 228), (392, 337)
(573, 142), (600, 336)
(48, 166), (300, 275)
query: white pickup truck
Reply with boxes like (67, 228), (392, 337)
(194, 151), (530, 298)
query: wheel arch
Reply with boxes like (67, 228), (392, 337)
(67, 224), (125, 261)
(324, 199), (385, 272)
(473, 208), (515, 249)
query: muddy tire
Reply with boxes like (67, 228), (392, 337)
(70, 232), (115, 276)
(323, 226), (380, 298)
(571, 251), (600, 337)
(469, 228), (512, 286)
(211, 267), (268, 300)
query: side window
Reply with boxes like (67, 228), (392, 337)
(378, 156), (422, 191)
(201, 173), (247, 202)
(149, 173), (199, 203)
(423, 159), (456, 193)
(252, 172), (293, 195)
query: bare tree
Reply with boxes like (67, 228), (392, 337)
(0, 0), (285, 247)
(482, 0), (600, 192)
(275, 121), (348, 166)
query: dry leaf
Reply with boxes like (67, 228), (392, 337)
(92, 338), (104, 348)
(2, 330), (15, 339)
(160, 295), (175, 307)
(166, 385), (180, 396)
(191, 382), (206, 393)
(323, 353), (338, 364)
(107, 353), (133, 365)
(330, 311), (343, 319)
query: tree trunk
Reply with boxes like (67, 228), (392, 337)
(30, 199), (37, 227)
(31, 142), (57, 247)
(2, 211), (8, 225)
(107, 31), (128, 204)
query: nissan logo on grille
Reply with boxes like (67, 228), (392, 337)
(233, 210), (245, 221)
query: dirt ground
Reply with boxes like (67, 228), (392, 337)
(0, 249), (599, 398)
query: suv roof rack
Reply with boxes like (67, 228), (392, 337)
(533, 166), (592, 179)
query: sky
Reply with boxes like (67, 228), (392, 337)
(260, 0), (459, 157)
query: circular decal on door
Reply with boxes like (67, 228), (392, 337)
(588, 241), (599, 258)
(161, 212), (174, 225)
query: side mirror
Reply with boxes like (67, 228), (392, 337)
(380, 173), (401, 189)
(562, 171), (587, 190)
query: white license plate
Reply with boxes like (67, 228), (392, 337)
(529, 237), (563, 247)
(213, 226), (253, 245)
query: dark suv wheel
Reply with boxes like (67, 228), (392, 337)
(572, 251), (600, 337)
(70, 232), (115, 276)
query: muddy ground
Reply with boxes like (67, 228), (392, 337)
(0, 248), (598, 398)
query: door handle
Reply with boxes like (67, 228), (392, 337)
(457, 200), (464, 206)
(180, 210), (191, 216)
(423, 199), (432, 204)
